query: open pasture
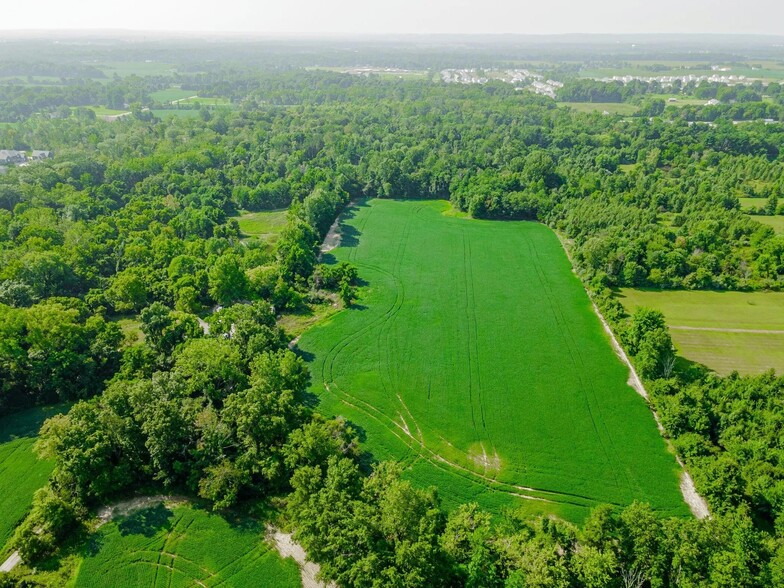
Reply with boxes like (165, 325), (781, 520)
(618, 289), (784, 375)
(150, 88), (196, 103)
(297, 199), (686, 522)
(234, 209), (288, 240)
(0, 405), (66, 549)
(74, 504), (300, 588)
(753, 215), (784, 233)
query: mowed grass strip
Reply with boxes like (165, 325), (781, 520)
(618, 288), (784, 375)
(0, 405), (67, 549)
(75, 505), (300, 588)
(298, 200), (686, 521)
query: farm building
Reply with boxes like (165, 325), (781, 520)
(0, 150), (26, 164)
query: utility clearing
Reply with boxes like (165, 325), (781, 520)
(297, 199), (689, 522)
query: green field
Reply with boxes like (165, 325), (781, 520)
(753, 215), (784, 233)
(618, 289), (784, 375)
(87, 106), (130, 117)
(740, 197), (767, 212)
(0, 405), (66, 549)
(559, 102), (639, 115)
(297, 199), (686, 522)
(74, 504), (300, 588)
(178, 97), (233, 107)
(234, 209), (288, 240)
(150, 88), (197, 103)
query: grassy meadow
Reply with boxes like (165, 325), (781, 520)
(297, 199), (687, 522)
(618, 289), (784, 375)
(0, 405), (66, 549)
(74, 504), (300, 588)
(754, 215), (784, 233)
(234, 209), (289, 241)
(150, 88), (197, 103)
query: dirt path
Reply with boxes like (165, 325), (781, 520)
(269, 529), (336, 588)
(670, 325), (784, 335)
(591, 299), (711, 518)
(556, 234), (710, 519)
(0, 551), (21, 573)
(320, 217), (342, 256)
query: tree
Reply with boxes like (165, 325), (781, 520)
(339, 278), (356, 307)
(105, 267), (149, 313)
(208, 253), (249, 306)
(172, 338), (248, 405)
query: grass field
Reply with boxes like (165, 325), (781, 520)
(0, 405), (67, 549)
(740, 197), (767, 212)
(753, 215), (784, 233)
(150, 88), (196, 103)
(559, 102), (639, 115)
(234, 209), (288, 240)
(297, 199), (686, 522)
(178, 97), (233, 107)
(87, 106), (130, 116)
(74, 504), (300, 588)
(618, 289), (784, 375)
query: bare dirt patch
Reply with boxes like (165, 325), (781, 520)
(96, 495), (188, 527)
(468, 443), (501, 473)
(269, 528), (336, 588)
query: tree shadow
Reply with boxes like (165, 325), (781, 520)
(117, 504), (174, 537)
(339, 223), (362, 249)
(675, 355), (711, 384)
(0, 403), (70, 443)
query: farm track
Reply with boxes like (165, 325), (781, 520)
(670, 325), (784, 335)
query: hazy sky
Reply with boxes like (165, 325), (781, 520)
(2, 0), (783, 35)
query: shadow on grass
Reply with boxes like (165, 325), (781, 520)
(0, 404), (70, 443)
(118, 504), (173, 537)
(675, 355), (711, 384)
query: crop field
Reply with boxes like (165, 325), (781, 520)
(0, 405), (66, 549)
(559, 102), (639, 115)
(234, 209), (288, 240)
(297, 199), (687, 522)
(618, 289), (784, 375)
(75, 504), (300, 588)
